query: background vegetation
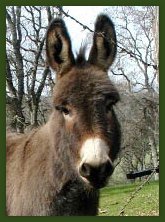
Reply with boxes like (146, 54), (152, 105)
(6, 6), (159, 215)
(99, 180), (159, 216)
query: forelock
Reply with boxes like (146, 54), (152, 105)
(75, 45), (87, 66)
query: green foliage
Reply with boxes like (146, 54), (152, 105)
(99, 181), (159, 216)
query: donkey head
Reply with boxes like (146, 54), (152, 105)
(46, 14), (121, 189)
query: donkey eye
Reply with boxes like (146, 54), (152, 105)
(61, 107), (70, 115)
(55, 106), (70, 115)
(105, 99), (115, 113)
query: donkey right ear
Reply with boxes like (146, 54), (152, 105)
(46, 18), (75, 78)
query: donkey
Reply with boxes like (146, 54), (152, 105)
(6, 14), (121, 216)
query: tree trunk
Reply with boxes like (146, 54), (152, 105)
(30, 102), (39, 128)
(149, 135), (159, 180)
(6, 96), (25, 133)
(152, 6), (159, 83)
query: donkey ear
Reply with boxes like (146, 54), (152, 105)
(88, 14), (117, 71)
(46, 18), (75, 77)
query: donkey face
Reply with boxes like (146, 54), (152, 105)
(46, 15), (121, 189)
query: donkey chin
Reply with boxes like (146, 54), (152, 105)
(78, 137), (114, 189)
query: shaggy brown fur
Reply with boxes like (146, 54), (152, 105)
(6, 14), (121, 216)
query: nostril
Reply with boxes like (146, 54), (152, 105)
(103, 160), (114, 176)
(79, 163), (91, 178)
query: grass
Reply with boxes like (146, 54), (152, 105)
(99, 180), (159, 216)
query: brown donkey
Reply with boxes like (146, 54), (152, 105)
(6, 14), (121, 216)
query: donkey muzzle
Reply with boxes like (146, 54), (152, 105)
(79, 137), (114, 188)
(79, 160), (114, 188)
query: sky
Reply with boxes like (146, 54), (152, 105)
(63, 6), (108, 55)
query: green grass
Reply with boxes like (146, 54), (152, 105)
(99, 180), (159, 216)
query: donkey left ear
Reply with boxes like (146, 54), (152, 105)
(46, 18), (75, 77)
(88, 14), (117, 71)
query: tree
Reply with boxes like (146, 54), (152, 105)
(105, 6), (159, 180)
(6, 6), (59, 131)
(6, 7), (25, 132)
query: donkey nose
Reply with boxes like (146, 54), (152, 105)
(79, 161), (114, 188)
(79, 163), (91, 178)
